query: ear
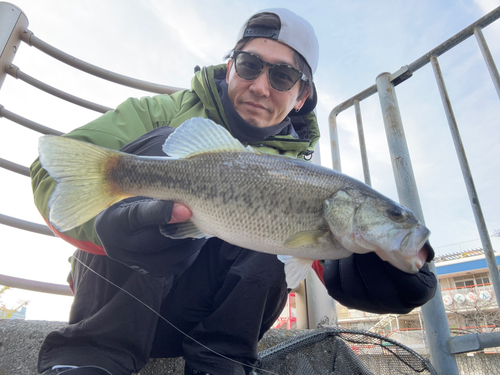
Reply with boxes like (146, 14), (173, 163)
(294, 86), (310, 111)
(226, 60), (233, 83)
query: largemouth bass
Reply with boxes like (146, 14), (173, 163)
(38, 117), (431, 288)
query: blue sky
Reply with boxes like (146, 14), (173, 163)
(0, 0), (499, 320)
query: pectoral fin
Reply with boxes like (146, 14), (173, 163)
(277, 255), (314, 289)
(284, 230), (329, 248)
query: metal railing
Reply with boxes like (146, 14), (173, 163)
(328, 6), (500, 375)
(0, 273), (72, 296)
(0, 2), (186, 296)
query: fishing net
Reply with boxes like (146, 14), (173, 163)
(255, 328), (437, 375)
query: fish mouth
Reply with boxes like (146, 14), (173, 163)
(392, 224), (429, 255)
(382, 224), (430, 273)
(383, 248), (427, 274)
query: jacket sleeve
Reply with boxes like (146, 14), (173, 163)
(30, 93), (190, 254)
(320, 253), (438, 314)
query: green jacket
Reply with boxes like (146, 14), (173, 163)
(30, 64), (321, 254)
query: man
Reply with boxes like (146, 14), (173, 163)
(31, 8), (437, 375)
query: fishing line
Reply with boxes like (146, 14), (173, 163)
(71, 255), (280, 375)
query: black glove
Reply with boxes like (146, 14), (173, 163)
(95, 196), (207, 277)
(323, 251), (437, 314)
(97, 197), (179, 252)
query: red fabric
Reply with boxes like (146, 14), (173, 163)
(311, 260), (325, 285)
(43, 217), (106, 256)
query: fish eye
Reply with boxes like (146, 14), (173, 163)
(387, 207), (405, 221)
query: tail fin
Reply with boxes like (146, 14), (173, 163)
(38, 135), (128, 232)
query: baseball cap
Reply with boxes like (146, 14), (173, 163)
(236, 8), (319, 115)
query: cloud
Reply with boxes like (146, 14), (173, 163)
(147, 0), (252, 65)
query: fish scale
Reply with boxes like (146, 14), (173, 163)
(112, 152), (332, 252)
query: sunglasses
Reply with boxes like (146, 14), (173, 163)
(230, 50), (309, 92)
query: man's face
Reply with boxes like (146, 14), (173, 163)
(226, 38), (309, 128)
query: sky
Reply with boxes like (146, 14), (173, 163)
(0, 0), (499, 321)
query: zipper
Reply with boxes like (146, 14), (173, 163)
(203, 67), (226, 126)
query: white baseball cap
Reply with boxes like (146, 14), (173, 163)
(236, 8), (319, 114)
(236, 8), (319, 75)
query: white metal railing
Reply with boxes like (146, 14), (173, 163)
(327, 6), (500, 375)
(0, 2), (185, 295)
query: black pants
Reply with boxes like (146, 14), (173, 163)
(38, 239), (288, 375)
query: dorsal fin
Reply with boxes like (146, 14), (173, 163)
(162, 117), (256, 158)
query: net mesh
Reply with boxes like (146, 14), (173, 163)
(256, 328), (437, 375)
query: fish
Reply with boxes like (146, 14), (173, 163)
(38, 117), (431, 289)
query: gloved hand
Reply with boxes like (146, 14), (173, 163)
(323, 245), (438, 314)
(95, 196), (206, 277)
